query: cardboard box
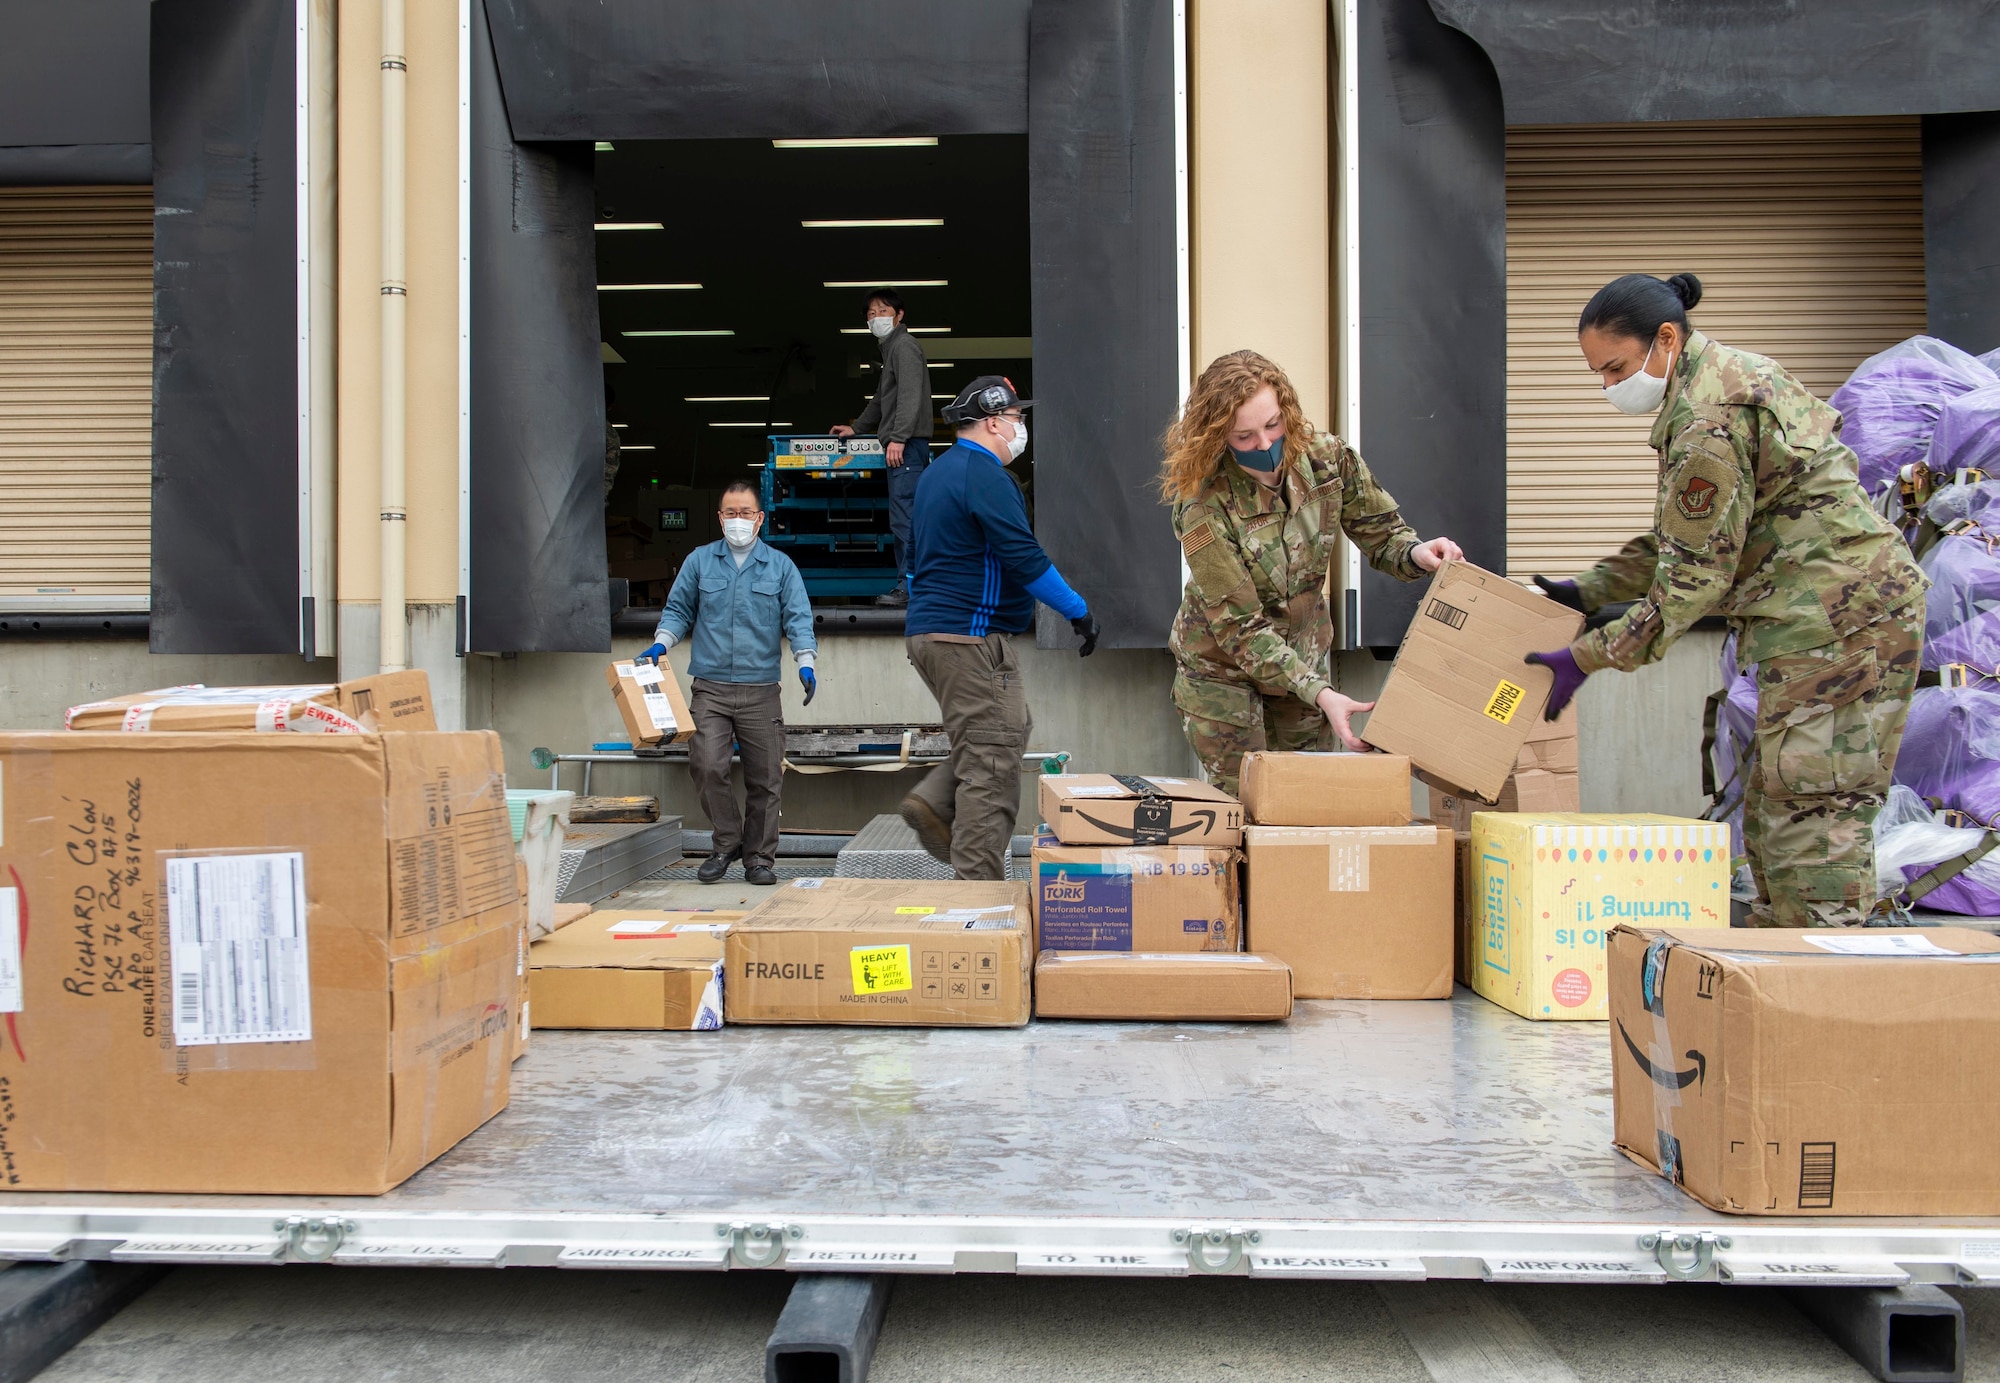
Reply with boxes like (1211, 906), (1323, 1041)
(1243, 825), (1454, 999)
(726, 879), (1030, 1026)
(0, 729), (521, 1193)
(551, 902), (593, 932)
(1030, 837), (1241, 953)
(1361, 561), (1583, 801)
(513, 857), (532, 1061)
(1033, 952), (1292, 1021)
(1038, 774), (1242, 847)
(1452, 830), (1474, 988)
(1468, 813), (1731, 1021)
(63, 670), (437, 734)
(606, 658), (695, 746)
(1426, 702), (1580, 830)
(1609, 925), (2000, 1216)
(1239, 752), (1412, 827)
(530, 910), (744, 1030)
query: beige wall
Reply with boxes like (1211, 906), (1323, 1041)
(1189, 0), (1331, 423)
(337, 0), (463, 608)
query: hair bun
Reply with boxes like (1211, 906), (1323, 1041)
(1666, 273), (1703, 311)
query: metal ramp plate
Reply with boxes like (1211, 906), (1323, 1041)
(556, 817), (684, 904)
(834, 814), (1030, 881)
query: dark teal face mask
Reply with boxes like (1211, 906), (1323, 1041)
(1229, 436), (1283, 472)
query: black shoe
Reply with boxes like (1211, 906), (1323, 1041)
(745, 863), (778, 886)
(875, 583), (909, 608)
(697, 847), (741, 884)
(898, 796), (953, 865)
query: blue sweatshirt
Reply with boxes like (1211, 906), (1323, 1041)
(905, 437), (1087, 637)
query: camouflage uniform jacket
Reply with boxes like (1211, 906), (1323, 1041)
(1171, 432), (1424, 706)
(1572, 331), (1927, 675)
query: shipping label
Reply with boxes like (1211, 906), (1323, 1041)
(166, 852), (312, 1045)
(0, 889), (20, 1013)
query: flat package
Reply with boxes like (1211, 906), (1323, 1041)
(1239, 752), (1412, 827)
(64, 670), (437, 734)
(1033, 952), (1292, 1021)
(1470, 813), (1731, 1021)
(726, 878), (1030, 1026)
(1031, 836), (1241, 952)
(606, 658), (695, 746)
(1609, 925), (2000, 1216)
(1362, 561), (1583, 801)
(1244, 825), (1454, 999)
(0, 730), (522, 1193)
(529, 910), (742, 1030)
(1038, 774), (1242, 847)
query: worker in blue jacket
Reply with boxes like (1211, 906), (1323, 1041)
(901, 376), (1099, 880)
(641, 480), (817, 886)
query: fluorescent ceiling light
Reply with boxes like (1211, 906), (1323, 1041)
(710, 421), (789, 428)
(620, 444), (656, 451)
(622, 329), (734, 337)
(802, 218), (944, 229)
(595, 221), (663, 230)
(685, 395), (771, 403)
(598, 283), (702, 291)
(841, 326), (949, 335)
(824, 279), (946, 289)
(931, 394), (954, 399)
(594, 141), (615, 152)
(611, 422), (629, 429)
(773, 137), (938, 149)
(925, 362), (954, 369)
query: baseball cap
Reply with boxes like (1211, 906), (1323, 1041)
(942, 375), (1035, 425)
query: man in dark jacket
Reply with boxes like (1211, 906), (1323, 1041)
(831, 287), (930, 608)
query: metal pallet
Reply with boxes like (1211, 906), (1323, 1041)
(834, 814), (1032, 881)
(7, 993), (1994, 1284)
(556, 818), (684, 904)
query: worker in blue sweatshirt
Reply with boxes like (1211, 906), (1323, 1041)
(900, 376), (1100, 880)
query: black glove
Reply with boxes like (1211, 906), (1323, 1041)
(1531, 575), (1588, 614)
(1070, 612), (1101, 657)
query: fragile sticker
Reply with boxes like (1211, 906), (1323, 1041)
(850, 944), (913, 994)
(1484, 679), (1526, 725)
(894, 906), (936, 915)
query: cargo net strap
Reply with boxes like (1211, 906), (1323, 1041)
(1873, 828), (2000, 920)
(783, 729), (916, 776)
(1916, 662), (1998, 690)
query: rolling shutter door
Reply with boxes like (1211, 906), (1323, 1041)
(0, 186), (154, 612)
(1505, 118), (1927, 581)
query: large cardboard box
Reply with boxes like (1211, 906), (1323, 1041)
(1030, 837), (1241, 952)
(1033, 952), (1292, 1021)
(1469, 813), (1731, 1021)
(1038, 774), (1242, 847)
(64, 670), (437, 734)
(0, 730), (521, 1193)
(1361, 561), (1583, 801)
(1609, 925), (2000, 1216)
(606, 659), (695, 746)
(1427, 703), (1580, 831)
(726, 879), (1030, 1026)
(1239, 752), (1412, 827)
(1243, 825), (1454, 999)
(529, 910), (743, 1030)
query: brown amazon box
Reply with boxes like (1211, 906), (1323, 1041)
(1030, 836), (1240, 953)
(1239, 752), (1412, 827)
(726, 879), (1030, 1026)
(606, 658), (695, 746)
(0, 729), (521, 1193)
(1038, 774), (1242, 847)
(64, 670), (437, 734)
(529, 910), (744, 1030)
(1361, 561), (1583, 801)
(1244, 825), (1454, 999)
(1608, 925), (2000, 1216)
(1033, 952), (1292, 1021)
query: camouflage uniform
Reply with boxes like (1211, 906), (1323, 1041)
(1170, 432), (1426, 796)
(1571, 331), (1928, 927)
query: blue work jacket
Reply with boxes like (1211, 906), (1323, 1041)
(656, 541), (816, 684)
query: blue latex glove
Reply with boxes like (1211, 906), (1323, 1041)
(1524, 647), (1587, 721)
(1531, 575), (1587, 614)
(638, 642), (667, 664)
(800, 666), (817, 705)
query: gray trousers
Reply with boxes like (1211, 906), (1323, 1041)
(688, 679), (785, 867)
(905, 634), (1031, 881)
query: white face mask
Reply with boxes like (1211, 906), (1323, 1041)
(1603, 338), (1671, 415)
(1003, 416), (1028, 461)
(868, 314), (895, 340)
(721, 517), (758, 549)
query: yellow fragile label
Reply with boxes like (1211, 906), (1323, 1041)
(893, 906), (935, 915)
(850, 944), (913, 994)
(1484, 679), (1526, 725)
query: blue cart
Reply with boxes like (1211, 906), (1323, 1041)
(761, 434), (902, 600)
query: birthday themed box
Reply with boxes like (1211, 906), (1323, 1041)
(1467, 813), (1731, 1021)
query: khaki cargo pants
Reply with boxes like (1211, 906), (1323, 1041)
(1743, 602), (1923, 927)
(1173, 671), (1332, 799)
(688, 679), (786, 869)
(905, 634), (1032, 881)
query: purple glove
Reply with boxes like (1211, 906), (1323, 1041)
(1524, 648), (1587, 721)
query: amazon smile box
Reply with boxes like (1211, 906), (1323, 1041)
(1609, 925), (2000, 1216)
(1038, 775), (1242, 848)
(1468, 814), (1730, 1021)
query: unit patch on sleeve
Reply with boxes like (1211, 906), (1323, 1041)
(1658, 442), (1741, 553)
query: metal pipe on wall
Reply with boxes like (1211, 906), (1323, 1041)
(378, 0), (409, 672)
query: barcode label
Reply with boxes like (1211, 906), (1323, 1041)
(640, 690), (677, 731)
(166, 853), (312, 1045)
(1799, 1142), (1837, 1209)
(0, 888), (20, 1012)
